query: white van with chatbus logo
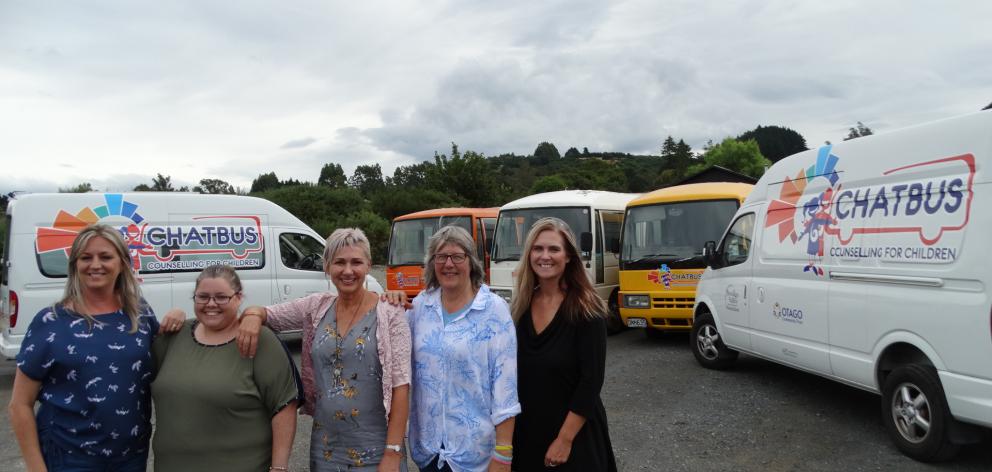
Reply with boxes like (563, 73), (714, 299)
(0, 192), (382, 358)
(692, 111), (992, 461)
(489, 190), (638, 332)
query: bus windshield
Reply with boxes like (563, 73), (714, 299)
(387, 216), (472, 266)
(621, 199), (739, 270)
(492, 207), (590, 263)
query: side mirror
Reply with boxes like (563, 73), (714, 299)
(702, 240), (719, 268)
(608, 237), (620, 254)
(580, 232), (593, 253)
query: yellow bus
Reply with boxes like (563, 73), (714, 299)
(619, 182), (752, 335)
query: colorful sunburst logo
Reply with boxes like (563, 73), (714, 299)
(647, 263), (673, 288)
(35, 194), (144, 257)
(764, 146), (841, 243)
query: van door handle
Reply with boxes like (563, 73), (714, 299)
(283, 284), (291, 296)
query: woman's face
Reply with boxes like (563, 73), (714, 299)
(76, 236), (123, 294)
(328, 245), (369, 296)
(434, 242), (472, 293)
(193, 277), (242, 332)
(529, 229), (570, 284)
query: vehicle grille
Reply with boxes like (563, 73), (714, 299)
(651, 297), (694, 309)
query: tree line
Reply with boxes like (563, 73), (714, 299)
(14, 122), (873, 263)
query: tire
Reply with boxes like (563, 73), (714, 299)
(605, 292), (625, 335)
(690, 311), (738, 369)
(881, 364), (960, 462)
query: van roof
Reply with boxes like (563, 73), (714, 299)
(7, 193), (313, 234)
(745, 110), (992, 206)
(628, 182), (754, 208)
(393, 207), (499, 221)
(500, 190), (639, 212)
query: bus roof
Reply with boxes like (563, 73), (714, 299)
(393, 207), (499, 222)
(627, 182), (754, 208)
(500, 190), (639, 212)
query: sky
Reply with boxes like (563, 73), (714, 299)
(1, 0), (990, 193)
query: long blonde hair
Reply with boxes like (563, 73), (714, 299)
(511, 217), (606, 323)
(60, 224), (142, 333)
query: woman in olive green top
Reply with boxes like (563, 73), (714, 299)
(152, 264), (299, 472)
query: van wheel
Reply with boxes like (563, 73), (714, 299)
(881, 364), (959, 462)
(690, 312), (737, 369)
(606, 294), (625, 336)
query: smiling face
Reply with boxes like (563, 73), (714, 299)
(328, 245), (370, 297)
(193, 277), (242, 332)
(76, 236), (124, 294)
(529, 229), (570, 285)
(433, 242), (472, 293)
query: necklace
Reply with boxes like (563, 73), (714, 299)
(336, 292), (367, 337)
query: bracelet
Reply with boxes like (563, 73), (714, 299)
(493, 451), (513, 461)
(491, 454), (511, 465)
(269, 467), (288, 471)
(494, 444), (513, 452)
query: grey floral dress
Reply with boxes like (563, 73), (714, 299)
(310, 301), (405, 471)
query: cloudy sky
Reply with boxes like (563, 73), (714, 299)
(1, 0), (989, 193)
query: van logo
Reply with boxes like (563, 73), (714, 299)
(772, 302), (804, 323)
(764, 146), (974, 271)
(647, 264), (701, 289)
(35, 194), (265, 274)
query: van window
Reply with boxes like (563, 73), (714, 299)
(492, 207), (591, 262)
(721, 213), (755, 267)
(280, 233), (325, 271)
(600, 211), (623, 253)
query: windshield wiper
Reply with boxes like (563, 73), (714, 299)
(625, 254), (678, 264)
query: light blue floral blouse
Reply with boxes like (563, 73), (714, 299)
(407, 285), (520, 472)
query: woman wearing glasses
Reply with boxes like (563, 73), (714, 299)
(406, 226), (519, 472)
(151, 264), (299, 472)
(510, 218), (616, 471)
(238, 228), (411, 472)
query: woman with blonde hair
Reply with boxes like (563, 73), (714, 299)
(237, 227), (411, 471)
(9, 224), (183, 471)
(510, 217), (616, 471)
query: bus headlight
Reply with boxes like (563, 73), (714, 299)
(623, 294), (650, 308)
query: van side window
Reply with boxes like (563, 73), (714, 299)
(600, 211), (623, 253)
(721, 213), (755, 267)
(279, 233), (325, 272)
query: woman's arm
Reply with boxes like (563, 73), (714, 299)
(544, 412), (586, 467)
(378, 384), (409, 472)
(489, 417), (515, 472)
(9, 369), (46, 472)
(269, 400), (297, 471)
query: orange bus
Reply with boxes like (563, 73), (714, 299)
(386, 208), (499, 298)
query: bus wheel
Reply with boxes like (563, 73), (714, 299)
(606, 294), (625, 335)
(690, 311), (737, 369)
(881, 364), (959, 462)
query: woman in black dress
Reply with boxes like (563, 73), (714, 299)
(510, 217), (617, 471)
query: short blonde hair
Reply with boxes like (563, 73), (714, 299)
(423, 225), (485, 290)
(323, 228), (372, 272)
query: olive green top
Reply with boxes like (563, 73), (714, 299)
(151, 321), (298, 472)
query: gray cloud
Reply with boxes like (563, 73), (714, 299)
(280, 137), (317, 149)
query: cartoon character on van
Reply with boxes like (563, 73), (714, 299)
(648, 264), (673, 288)
(765, 146), (841, 276)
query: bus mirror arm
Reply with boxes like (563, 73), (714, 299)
(580, 232), (593, 253)
(702, 240), (720, 269)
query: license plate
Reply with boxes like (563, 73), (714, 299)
(627, 318), (647, 328)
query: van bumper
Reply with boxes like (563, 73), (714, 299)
(940, 370), (992, 429)
(1, 332), (23, 359)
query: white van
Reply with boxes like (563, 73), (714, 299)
(691, 111), (992, 461)
(489, 190), (638, 331)
(0, 192), (382, 358)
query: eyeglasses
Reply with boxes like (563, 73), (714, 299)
(433, 253), (468, 264)
(192, 292), (239, 305)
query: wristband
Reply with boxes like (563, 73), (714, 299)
(269, 467), (288, 471)
(241, 311), (265, 322)
(491, 454), (511, 465)
(495, 445), (513, 452)
(493, 451), (513, 461)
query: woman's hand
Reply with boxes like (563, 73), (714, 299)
(237, 307), (265, 358)
(544, 436), (572, 468)
(377, 449), (402, 472)
(380, 291), (411, 310)
(159, 308), (186, 334)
